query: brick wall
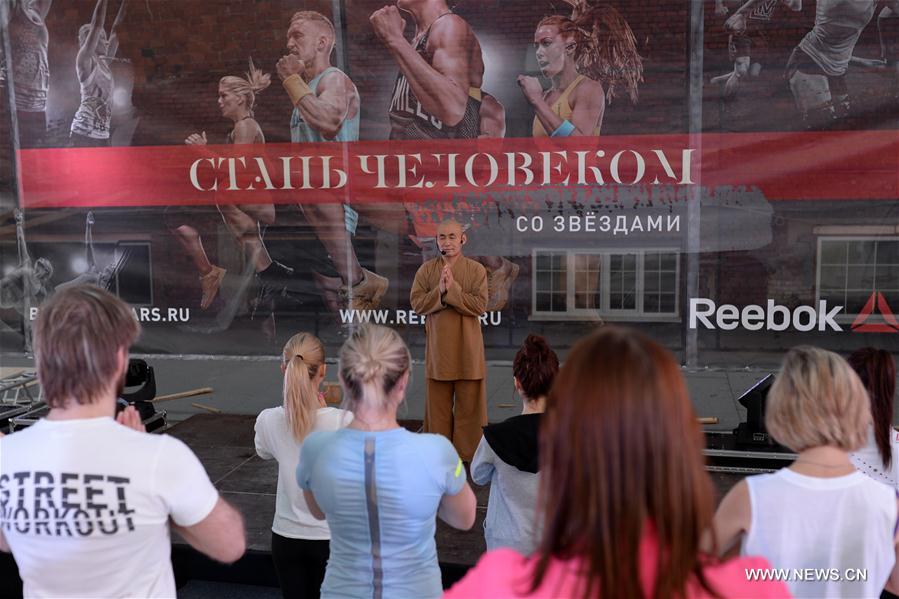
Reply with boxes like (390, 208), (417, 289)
(7, 1), (895, 146)
(29, 0), (694, 147)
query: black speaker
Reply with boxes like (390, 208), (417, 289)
(118, 359), (161, 427)
(732, 374), (787, 450)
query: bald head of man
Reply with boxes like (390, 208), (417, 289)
(436, 219), (466, 260)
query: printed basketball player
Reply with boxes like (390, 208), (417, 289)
(850, 1), (899, 103)
(3, 0), (53, 147)
(70, 0), (127, 146)
(786, 0), (878, 127)
(712, 0), (801, 98)
(56, 211), (125, 292)
(0, 210), (53, 351)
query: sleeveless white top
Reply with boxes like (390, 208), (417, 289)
(850, 426), (899, 488)
(71, 58), (114, 139)
(8, 1), (50, 112)
(743, 468), (897, 598)
(798, 0), (876, 76)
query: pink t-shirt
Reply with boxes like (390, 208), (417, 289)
(444, 547), (791, 599)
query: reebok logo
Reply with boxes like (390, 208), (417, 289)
(851, 292), (899, 333)
(689, 299), (843, 332)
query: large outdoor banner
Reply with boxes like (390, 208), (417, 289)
(1, 0), (897, 361)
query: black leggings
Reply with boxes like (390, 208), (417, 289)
(270, 532), (329, 599)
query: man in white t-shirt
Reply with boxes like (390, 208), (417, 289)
(0, 284), (246, 598)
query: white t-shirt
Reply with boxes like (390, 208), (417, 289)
(850, 426), (899, 489)
(743, 468), (897, 598)
(0, 417), (219, 598)
(254, 406), (352, 539)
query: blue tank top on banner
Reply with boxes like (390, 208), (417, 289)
(290, 67), (359, 143)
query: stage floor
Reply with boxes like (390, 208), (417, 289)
(166, 414), (752, 566)
(166, 413), (490, 566)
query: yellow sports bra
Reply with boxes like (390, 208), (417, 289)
(532, 74), (600, 137)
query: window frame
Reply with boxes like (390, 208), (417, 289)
(530, 247), (680, 322)
(815, 236), (899, 323)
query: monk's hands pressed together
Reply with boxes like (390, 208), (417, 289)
(439, 265), (454, 295)
(440, 265), (455, 296)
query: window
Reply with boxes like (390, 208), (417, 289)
(534, 251), (567, 312)
(643, 252), (678, 314)
(817, 238), (899, 319)
(532, 249), (680, 319)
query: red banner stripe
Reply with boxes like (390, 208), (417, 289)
(16, 131), (898, 209)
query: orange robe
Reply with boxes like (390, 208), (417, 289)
(410, 256), (487, 380)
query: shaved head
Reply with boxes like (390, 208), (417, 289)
(289, 11), (336, 54)
(436, 219), (464, 236)
(436, 219), (467, 258)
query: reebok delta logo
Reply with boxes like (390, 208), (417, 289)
(689, 293), (899, 334)
(851, 292), (899, 333)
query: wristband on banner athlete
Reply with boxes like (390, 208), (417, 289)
(343, 204), (359, 235)
(551, 119), (576, 137)
(283, 74), (314, 106)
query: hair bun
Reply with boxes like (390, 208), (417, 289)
(524, 334), (550, 356)
(359, 357), (385, 382)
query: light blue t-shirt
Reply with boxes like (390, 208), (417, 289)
(297, 427), (465, 599)
(290, 66), (360, 143)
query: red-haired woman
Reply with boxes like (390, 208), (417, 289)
(470, 334), (558, 554)
(446, 326), (788, 598)
(518, 1), (642, 139)
(848, 347), (899, 487)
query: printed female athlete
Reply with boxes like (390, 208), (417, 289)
(518, 0), (643, 138)
(170, 60), (292, 318)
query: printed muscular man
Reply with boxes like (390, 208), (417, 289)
(371, 0), (518, 309)
(277, 10), (388, 311)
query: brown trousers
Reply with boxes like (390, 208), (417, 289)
(424, 378), (487, 462)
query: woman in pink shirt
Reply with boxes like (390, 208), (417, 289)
(445, 326), (790, 599)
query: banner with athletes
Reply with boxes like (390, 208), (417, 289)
(1, 0), (898, 360)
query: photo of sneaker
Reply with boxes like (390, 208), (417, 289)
(486, 258), (519, 312)
(340, 268), (389, 311)
(199, 265), (226, 309)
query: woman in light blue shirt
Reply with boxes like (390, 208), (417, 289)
(297, 324), (477, 599)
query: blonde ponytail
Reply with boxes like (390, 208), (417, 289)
(245, 58), (272, 94)
(282, 333), (325, 442)
(219, 57), (272, 116)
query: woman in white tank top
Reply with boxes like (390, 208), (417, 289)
(254, 332), (352, 598)
(712, 346), (899, 598)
